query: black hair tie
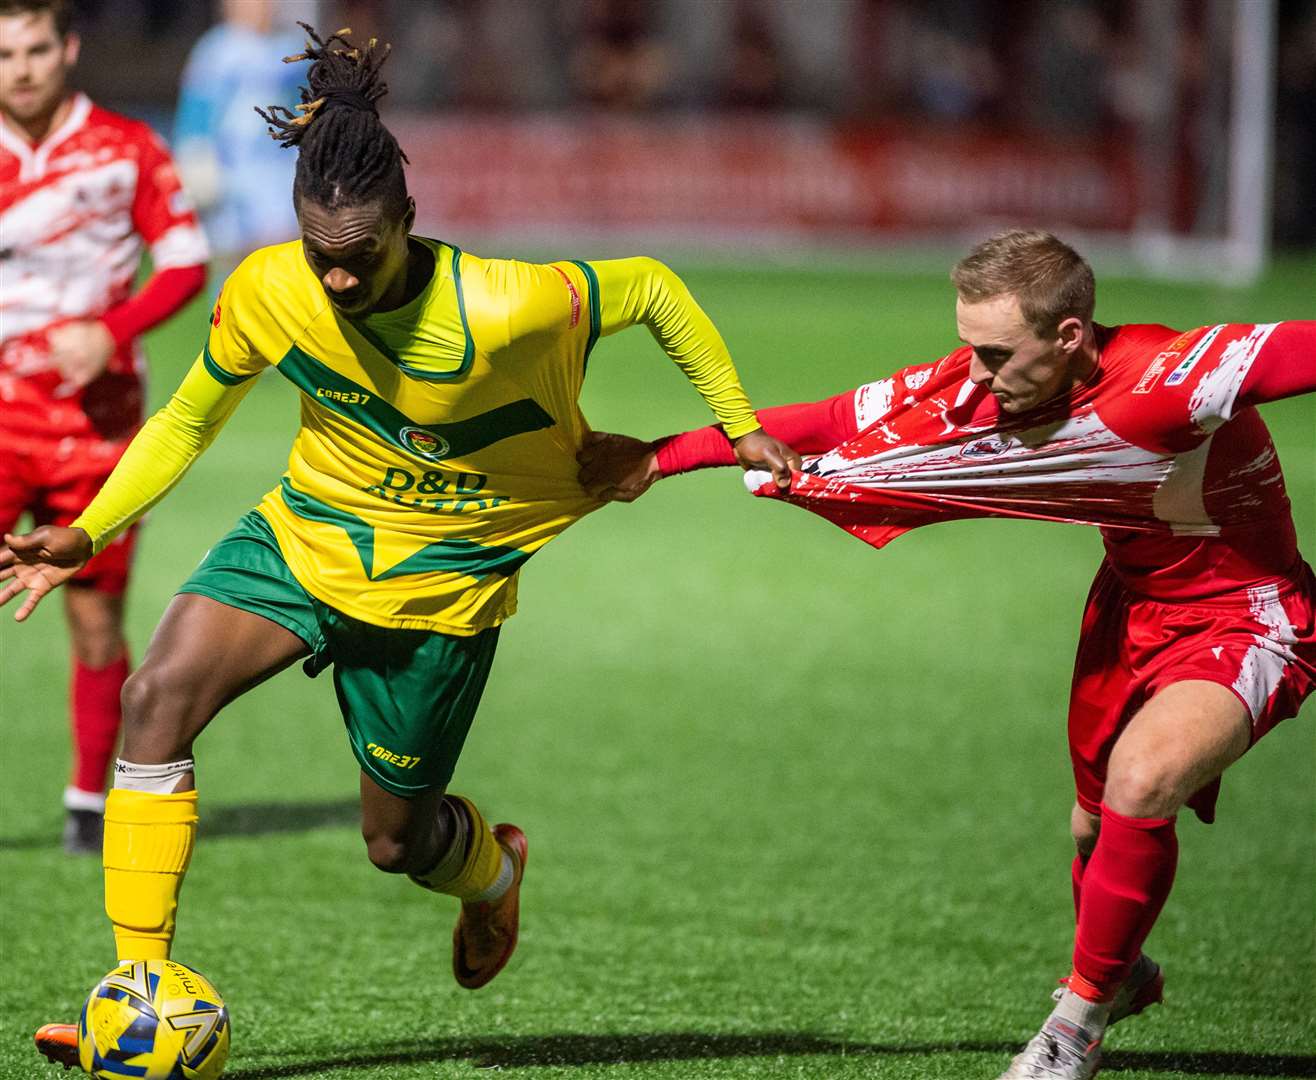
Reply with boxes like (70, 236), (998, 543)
(319, 88), (377, 115)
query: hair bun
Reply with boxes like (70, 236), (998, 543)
(319, 88), (378, 116)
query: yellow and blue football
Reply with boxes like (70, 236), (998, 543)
(78, 959), (230, 1079)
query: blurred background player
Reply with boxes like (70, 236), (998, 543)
(173, 0), (316, 259)
(0, 0), (207, 852)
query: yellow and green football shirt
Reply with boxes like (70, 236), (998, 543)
(72, 238), (761, 635)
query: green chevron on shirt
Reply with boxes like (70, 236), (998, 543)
(278, 478), (532, 581)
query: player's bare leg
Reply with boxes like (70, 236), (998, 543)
(1000, 681), (1249, 1078)
(359, 776), (450, 876)
(60, 586), (129, 853)
(1104, 681), (1250, 818)
(36, 594), (309, 1071)
(119, 593), (314, 769)
(360, 775), (527, 989)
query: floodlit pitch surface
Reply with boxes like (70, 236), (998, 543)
(1, 261), (1311, 1080)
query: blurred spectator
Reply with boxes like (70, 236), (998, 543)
(1020, 0), (1111, 136)
(379, 1), (465, 107)
(849, 0), (1001, 124)
(172, 0), (317, 256)
(907, 23), (997, 122)
(567, 0), (672, 110)
(1275, 0), (1316, 247)
(715, 2), (786, 111)
(905, 0), (1001, 125)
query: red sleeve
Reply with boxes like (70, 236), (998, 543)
(1237, 321), (1316, 408)
(655, 390), (860, 476)
(130, 127), (202, 248)
(99, 264), (207, 347)
(97, 124), (209, 346)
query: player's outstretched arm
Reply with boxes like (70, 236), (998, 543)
(579, 393), (857, 501)
(585, 257), (800, 486)
(1237, 320), (1316, 408)
(577, 425), (803, 501)
(0, 527), (94, 622)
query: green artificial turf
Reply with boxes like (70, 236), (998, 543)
(0, 257), (1312, 1079)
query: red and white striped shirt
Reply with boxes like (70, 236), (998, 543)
(0, 93), (208, 441)
(658, 321), (1315, 602)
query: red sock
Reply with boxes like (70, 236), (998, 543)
(70, 655), (129, 794)
(1070, 804), (1177, 1001)
(1071, 852), (1088, 921)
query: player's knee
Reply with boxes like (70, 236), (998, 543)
(119, 665), (198, 759)
(1104, 753), (1179, 817)
(1070, 803), (1100, 857)
(121, 665), (168, 723)
(362, 829), (422, 875)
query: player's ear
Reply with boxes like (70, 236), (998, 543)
(62, 31), (80, 68)
(402, 197), (416, 235)
(1056, 315), (1085, 353)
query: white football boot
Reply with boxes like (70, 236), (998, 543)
(997, 1009), (1103, 1079)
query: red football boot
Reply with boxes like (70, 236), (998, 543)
(452, 823), (527, 990)
(34, 1023), (79, 1070)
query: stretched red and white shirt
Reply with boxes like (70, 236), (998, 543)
(0, 93), (208, 441)
(658, 321), (1315, 602)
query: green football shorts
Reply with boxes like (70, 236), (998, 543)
(177, 510), (500, 797)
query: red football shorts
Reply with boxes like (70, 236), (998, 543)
(1068, 560), (1316, 824)
(0, 432), (138, 594)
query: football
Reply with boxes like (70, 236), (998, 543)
(78, 959), (230, 1079)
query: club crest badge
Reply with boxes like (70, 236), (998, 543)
(400, 426), (451, 460)
(960, 433), (1015, 459)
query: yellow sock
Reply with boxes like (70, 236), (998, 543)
(103, 789), (198, 961)
(410, 795), (506, 901)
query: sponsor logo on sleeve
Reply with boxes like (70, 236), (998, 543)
(211, 303), (221, 327)
(1164, 324), (1224, 386)
(552, 265), (582, 329)
(1133, 353), (1171, 394)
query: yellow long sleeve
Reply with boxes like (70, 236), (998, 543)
(71, 357), (257, 552)
(588, 257), (761, 439)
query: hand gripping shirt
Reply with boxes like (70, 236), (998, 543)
(71, 238), (761, 633)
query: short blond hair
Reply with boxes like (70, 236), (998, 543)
(951, 230), (1095, 336)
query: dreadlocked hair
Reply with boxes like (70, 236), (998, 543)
(256, 23), (409, 217)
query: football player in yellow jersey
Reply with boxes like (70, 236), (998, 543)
(1, 24), (799, 1069)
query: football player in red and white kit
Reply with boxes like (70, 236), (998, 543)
(0, 0), (207, 852)
(579, 231), (1314, 1079)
